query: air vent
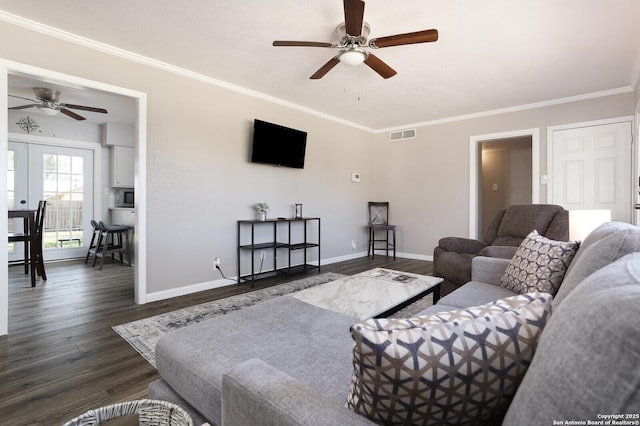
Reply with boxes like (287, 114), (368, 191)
(389, 128), (416, 142)
(390, 131), (403, 141)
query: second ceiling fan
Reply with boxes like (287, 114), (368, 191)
(273, 0), (438, 79)
(9, 87), (108, 120)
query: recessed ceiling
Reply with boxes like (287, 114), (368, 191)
(1, 0), (639, 130)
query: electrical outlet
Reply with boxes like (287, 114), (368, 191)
(214, 257), (221, 268)
(351, 240), (357, 250)
(260, 251), (266, 260)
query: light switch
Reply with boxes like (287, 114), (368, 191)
(492, 183), (498, 191)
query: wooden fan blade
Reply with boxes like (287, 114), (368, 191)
(369, 29), (438, 48)
(273, 41), (333, 48)
(310, 57), (340, 79)
(364, 54), (397, 79)
(9, 94), (39, 103)
(60, 108), (86, 120)
(60, 103), (108, 114)
(344, 0), (365, 36)
(9, 104), (39, 110)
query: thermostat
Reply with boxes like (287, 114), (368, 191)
(351, 172), (361, 183)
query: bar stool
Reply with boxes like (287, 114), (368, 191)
(94, 221), (132, 270)
(85, 220), (102, 265)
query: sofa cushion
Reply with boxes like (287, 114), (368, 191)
(503, 253), (640, 424)
(501, 230), (579, 295)
(437, 281), (518, 308)
(553, 221), (640, 307)
(155, 296), (357, 426)
(347, 293), (553, 426)
(413, 304), (460, 315)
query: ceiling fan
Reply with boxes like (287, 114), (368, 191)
(273, 0), (438, 79)
(9, 87), (108, 120)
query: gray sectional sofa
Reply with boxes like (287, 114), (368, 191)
(148, 221), (640, 425)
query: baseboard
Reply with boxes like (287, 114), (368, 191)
(145, 277), (237, 303)
(322, 251), (433, 263)
(145, 251), (434, 302)
(397, 252), (434, 261)
(319, 251), (368, 265)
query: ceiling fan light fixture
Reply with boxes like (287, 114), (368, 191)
(36, 105), (59, 116)
(339, 48), (367, 66)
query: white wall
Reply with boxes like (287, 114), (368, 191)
(0, 20), (376, 299)
(0, 18), (636, 306)
(372, 92), (635, 256)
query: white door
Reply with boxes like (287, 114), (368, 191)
(550, 120), (632, 222)
(8, 142), (95, 261)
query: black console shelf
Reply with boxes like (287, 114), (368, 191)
(237, 217), (321, 285)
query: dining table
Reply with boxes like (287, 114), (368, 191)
(8, 209), (40, 287)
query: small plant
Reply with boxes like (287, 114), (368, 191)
(254, 202), (269, 213)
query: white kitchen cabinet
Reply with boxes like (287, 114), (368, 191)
(102, 123), (135, 147)
(111, 145), (135, 188)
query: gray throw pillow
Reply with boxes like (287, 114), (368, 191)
(501, 230), (579, 295)
(347, 293), (553, 425)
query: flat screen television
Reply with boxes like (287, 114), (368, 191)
(251, 119), (307, 169)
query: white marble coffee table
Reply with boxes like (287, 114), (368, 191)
(290, 268), (443, 319)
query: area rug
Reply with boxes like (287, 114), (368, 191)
(113, 271), (435, 368)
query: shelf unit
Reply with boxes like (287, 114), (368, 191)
(237, 217), (320, 285)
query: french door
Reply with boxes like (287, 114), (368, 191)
(8, 141), (94, 261)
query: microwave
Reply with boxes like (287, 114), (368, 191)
(115, 189), (134, 207)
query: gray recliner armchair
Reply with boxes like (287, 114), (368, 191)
(433, 204), (570, 295)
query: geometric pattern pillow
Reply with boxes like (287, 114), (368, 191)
(346, 293), (553, 425)
(501, 230), (580, 295)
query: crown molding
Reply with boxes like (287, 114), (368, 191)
(0, 10), (633, 134)
(0, 11), (375, 133)
(378, 86), (634, 134)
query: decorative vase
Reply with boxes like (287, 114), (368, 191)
(258, 211), (267, 221)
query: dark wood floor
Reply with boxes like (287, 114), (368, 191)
(1, 256), (432, 425)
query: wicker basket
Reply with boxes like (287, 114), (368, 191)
(63, 399), (194, 426)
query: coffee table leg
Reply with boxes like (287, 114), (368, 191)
(432, 285), (441, 304)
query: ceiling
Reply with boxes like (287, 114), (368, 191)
(2, 0), (640, 131)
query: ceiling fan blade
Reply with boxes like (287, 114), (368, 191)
(364, 54), (397, 79)
(9, 104), (40, 110)
(9, 94), (39, 103)
(369, 29), (439, 48)
(344, 0), (365, 36)
(273, 41), (333, 48)
(60, 103), (108, 114)
(310, 57), (340, 79)
(60, 108), (86, 120)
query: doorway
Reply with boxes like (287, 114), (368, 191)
(469, 128), (540, 238)
(8, 141), (95, 262)
(1, 61), (148, 336)
(480, 137), (532, 233)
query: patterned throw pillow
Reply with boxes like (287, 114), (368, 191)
(501, 230), (580, 295)
(346, 293), (553, 426)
